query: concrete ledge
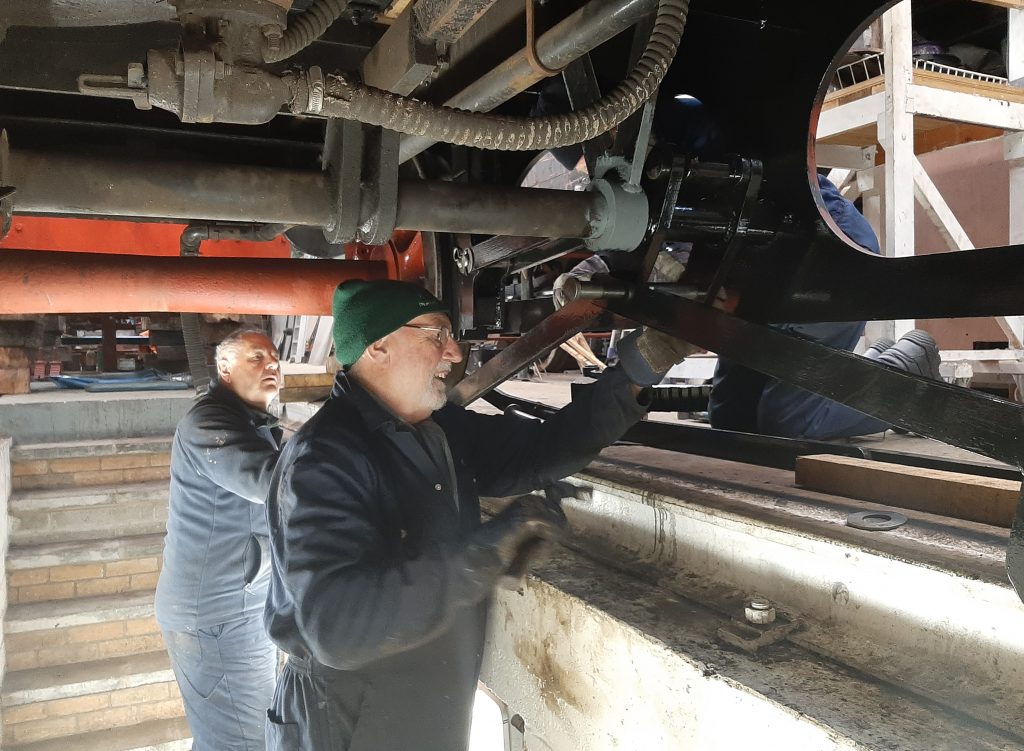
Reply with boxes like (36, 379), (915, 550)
(5, 591), (155, 634)
(483, 547), (1017, 750)
(0, 392), (192, 445)
(7, 716), (190, 751)
(11, 437), (173, 461)
(8, 535), (165, 571)
(519, 445), (1024, 741)
(3, 651), (173, 707)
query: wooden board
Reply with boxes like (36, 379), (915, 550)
(794, 454), (1020, 528)
(279, 372), (334, 403)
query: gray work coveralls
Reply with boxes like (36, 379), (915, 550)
(155, 384), (281, 750)
(263, 368), (647, 751)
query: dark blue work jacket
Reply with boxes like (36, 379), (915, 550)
(264, 367), (647, 751)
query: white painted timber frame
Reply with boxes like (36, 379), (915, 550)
(816, 0), (1024, 394)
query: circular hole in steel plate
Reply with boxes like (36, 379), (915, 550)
(846, 510), (908, 531)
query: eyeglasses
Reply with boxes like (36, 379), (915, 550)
(401, 324), (455, 347)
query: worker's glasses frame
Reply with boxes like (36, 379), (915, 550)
(401, 324), (456, 347)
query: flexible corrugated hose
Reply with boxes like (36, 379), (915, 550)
(264, 0), (347, 64)
(313, 0), (689, 150)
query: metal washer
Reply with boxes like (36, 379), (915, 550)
(846, 510), (908, 531)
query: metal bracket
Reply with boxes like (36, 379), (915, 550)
(323, 119), (399, 245)
(717, 617), (802, 655)
(0, 130), (11, 241)
(77, 67), (152, 110)
(181, 48), (217, 123)
(358, 126), (400, 246)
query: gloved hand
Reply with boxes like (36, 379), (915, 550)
(455, 494), (568, 602)
(552, 255), (611, 309)
(617, 327), (701, 387)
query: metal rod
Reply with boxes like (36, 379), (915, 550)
(396, 180), (606, 238)
(0, 249), (388, 315)
(449, 298), (602, 405)
(399, 0), (658, 162)
(9, 150), (334, 226)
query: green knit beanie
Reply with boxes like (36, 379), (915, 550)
(332, 280), (447, 366)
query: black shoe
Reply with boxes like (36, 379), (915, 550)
(864, 336), (895, 360)
(876, 330), (941, 380)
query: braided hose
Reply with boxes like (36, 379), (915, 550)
(314, 0), (689, 151)
(264, 0), (347, 64)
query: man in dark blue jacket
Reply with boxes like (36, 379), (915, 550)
(156, 328), (283, 750)
(264, 280), (688, 751)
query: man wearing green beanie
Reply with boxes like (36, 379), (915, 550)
(263, 279), (677, 751)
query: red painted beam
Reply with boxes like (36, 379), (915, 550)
(1, 249), (389, 315)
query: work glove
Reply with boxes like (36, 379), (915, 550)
(455, 494), (568, 602)
(617, 327), (701, 387)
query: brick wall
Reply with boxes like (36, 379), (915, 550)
(11, 451), (171, 491)
(7, 556), (162, 606)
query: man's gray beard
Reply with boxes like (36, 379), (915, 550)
(427, 388), (448, 412)
(425, 378), (448, 412)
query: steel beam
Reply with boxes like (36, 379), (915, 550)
(9, 150), (611, 240)
(0, 249), (388, 315)
(9, 150), (335, 225)
(399, 0), (658, 162)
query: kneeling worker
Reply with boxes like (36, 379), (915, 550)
(263, 280), (693, 751)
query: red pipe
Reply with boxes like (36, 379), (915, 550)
(2, 249), (390, 315)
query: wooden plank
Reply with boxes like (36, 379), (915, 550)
(795, 454), (1020, 527)
(279, 386), (332, 403)
(283, 372), (334, 388)
(913, 68), (1024, 105)
(908, 83), (1024, 130)
(971, 0), (1024, 10)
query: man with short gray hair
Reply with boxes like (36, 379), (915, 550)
(156, 327), (284, 751)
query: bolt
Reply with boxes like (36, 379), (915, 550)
(453, 247), (473, 275)
(126, 62), (145, 88)
(646, 163), (669, 180)
(744, 595), (776, 625)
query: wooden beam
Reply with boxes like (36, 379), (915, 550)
(816, 144), (876, 169)
(911, 156), (975, 252)
(1011, 8), (1024, 82)
(971, 0), (1024, 10)
(908, 84), (1024, 131)
(882, 2), (916, 338)
(817, 92), (884, 139)
(795, 454), (1020, 528)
